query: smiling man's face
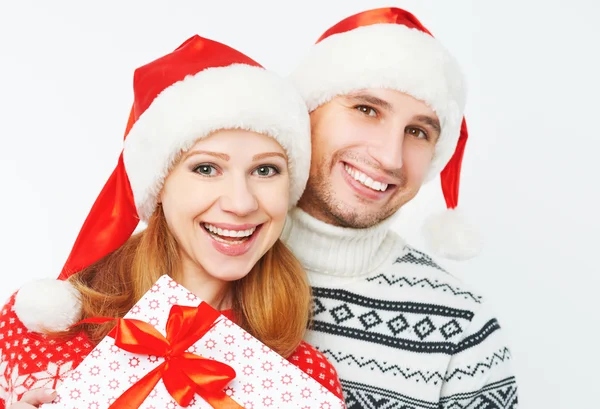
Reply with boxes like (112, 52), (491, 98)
(298, 88), (440, 228)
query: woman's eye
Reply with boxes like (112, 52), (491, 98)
(253, 165), (279, 177)
(406, 127), (428, 140)
(356, 105), (378, 117)
(194, 164), (218, 176)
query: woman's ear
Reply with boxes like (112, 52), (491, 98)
(157, 182), (167, 204)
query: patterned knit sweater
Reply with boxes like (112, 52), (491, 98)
(281, 208), (518, 409)
(0, 292), (344, 408)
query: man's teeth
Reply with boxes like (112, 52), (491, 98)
(203, 224), (256, 238)
(344, 165), (389, 192)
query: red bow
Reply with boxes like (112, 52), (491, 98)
(80, 303), (242, 409)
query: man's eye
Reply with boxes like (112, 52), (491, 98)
(406, 127), (428, 140)
(252, 165), (280, 177)
(355, 105), (378, 117)
(194, 164), (218, 176)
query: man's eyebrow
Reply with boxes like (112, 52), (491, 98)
(346, 92), (394, 113)
(345, 92), (441, 135)
(414, 115), (442, 135)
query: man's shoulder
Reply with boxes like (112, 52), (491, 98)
(379, 234), (513, 358)
(371, 232), (485, 309)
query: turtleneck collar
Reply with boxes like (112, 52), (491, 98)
(281, 207), (399, 277)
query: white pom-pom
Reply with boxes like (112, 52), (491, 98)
(423, 208), (483, 260)
(14, 279), (82, 333)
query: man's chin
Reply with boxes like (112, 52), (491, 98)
(326, 202), (387, 229)
(298, 183), (391, 228)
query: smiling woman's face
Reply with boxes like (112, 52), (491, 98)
(160, 129), (290, 282)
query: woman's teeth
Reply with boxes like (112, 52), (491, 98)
(344, 165), (389, 192)
(203, 223), (257, 243)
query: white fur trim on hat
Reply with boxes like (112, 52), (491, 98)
(423, 208), (482, 260)
(290, 24), (466, 181)
(123, 64), (311, 222)
(14, 279), (82, 333)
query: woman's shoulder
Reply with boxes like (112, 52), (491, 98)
(1, 290), (93, 407)
(287, 341), (344, 401)
(1, 280), (93, 372)
(6, 279), (83, 334)
(1, 289), (93, 353)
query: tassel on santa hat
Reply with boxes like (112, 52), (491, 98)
(14, 34), (311, 332)
(423, 120), (482, 260)
(290, 7), (482, 260)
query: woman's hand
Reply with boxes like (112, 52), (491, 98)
(8, 389), (56, 408)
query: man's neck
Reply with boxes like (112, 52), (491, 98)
(281, 207), (398, 277)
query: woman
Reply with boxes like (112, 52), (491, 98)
(0, 35), (343, 408)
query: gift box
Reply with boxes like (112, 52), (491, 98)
(43, 275), (345, 409)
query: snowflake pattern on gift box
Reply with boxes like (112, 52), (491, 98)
(282, 391), (293, 403)
(223, 351), (236, 362)
(204, 338), (216, 350)
(108, 379), (120, 390)
(40, 275), (345, 409)
(262, 361), (274, 372)
(70, 370), (82, 381)
(262, 379), (274, 389)
(242, 383), (254, 394)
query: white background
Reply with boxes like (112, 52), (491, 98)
(1, 1), (598, 407)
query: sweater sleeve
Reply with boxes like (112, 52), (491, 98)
(439, 300), (519, 408)
(0, 293), (19, 408)
(287, 341), (345, 402)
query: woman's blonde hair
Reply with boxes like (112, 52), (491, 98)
(66, 206), (311, 357)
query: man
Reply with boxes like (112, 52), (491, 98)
(282, 7), (518, 409)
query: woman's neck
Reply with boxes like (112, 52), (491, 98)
(177, 257), (231, 310)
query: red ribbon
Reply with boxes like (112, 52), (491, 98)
(80, 303), (242, 409)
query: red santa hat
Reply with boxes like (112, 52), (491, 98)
(290, 7), (482, 260)
(14, 35), (311, 333)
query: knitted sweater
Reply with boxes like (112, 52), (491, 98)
(281, 208), (518, 409)
(0, 292), (344, 408)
